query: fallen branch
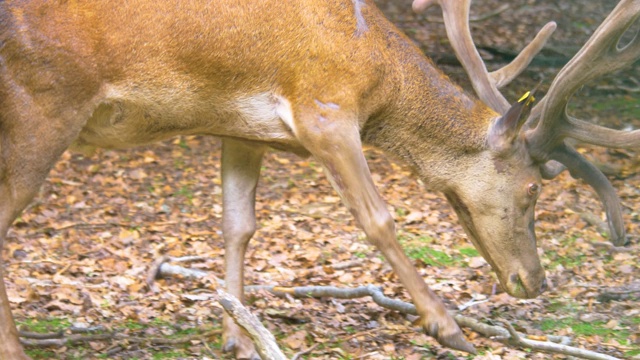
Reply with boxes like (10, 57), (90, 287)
(21, 332), (117, 347)
(154, 261), (622, 359)
(591, 241), (635, 254)
(579, 211), (611, 237)
(291, 343), (321, 360)
(218, 289), (287, 360)
(597, 281), (640, 302)
(20, 326), (220, 348)
(501, 322), (619, 360)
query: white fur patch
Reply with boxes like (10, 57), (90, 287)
(235, 93), (280, 123)
(234, 93), (296, 136)
(274, 95), (296, 136)
(353, 0), (368, 36)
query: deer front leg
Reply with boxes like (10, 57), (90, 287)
(0, 253), (29, 360)
(220, 139), (265, 360)
(0, 197), (32, 360)
(295, 112), (475, 354)
(0, 88), (92, 359)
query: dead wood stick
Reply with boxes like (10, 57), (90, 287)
(153, 257), (364, 281)
(291, 343), (320, 360)
(501, 322), (619, 360)
(272, 285), (619, 359)
(20, 333), (115, 347)
(168, 255), (212, 263)
(156, 262), (624, 359)
(18, 330), (64, 340)
(579, 212), (610, 236)
(20, 329), (221, 348)
(218, 289), (288, 360)
(591, 241), (635, 254)
(146, 255), (168, 292)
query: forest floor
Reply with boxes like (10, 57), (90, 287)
(3, 0), (640, 359)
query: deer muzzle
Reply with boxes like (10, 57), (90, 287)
(499, 264), (547, 299)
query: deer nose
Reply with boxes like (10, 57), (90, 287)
(507, 272), (546, 298)
(540, 278), (548, 293)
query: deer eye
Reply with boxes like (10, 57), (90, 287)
(527, 183), (540, 196)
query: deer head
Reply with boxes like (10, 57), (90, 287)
(412, 0), (640, 298)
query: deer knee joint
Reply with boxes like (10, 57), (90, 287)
(223, 221), (256, 246)
(362, 211), (396, 246)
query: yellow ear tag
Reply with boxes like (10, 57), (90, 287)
(518, 91), (535, 106)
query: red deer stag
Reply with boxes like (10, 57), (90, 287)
(1, 0), (639, 359)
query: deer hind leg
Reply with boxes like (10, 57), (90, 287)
(292, 108), (476, 354)
(0, 98), (88, 360)
(220, 139), (265, 360)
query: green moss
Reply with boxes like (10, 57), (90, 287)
(25, 349), (57, 359)
(152, 350), (188, 359)
(458, 247), (479, 257)
(626, 349), (640, 357)
(404, 246), (454, 267)
(17, 318), (71, 333)
(544, 250), (586, 268)
(123, 319), (146, 331)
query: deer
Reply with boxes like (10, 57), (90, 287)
(0, 0), (639, 358)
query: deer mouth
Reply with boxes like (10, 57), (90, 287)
(445, 192), (546, 299)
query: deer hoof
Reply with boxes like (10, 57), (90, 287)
(223, 328), (260, 360)
(422, 317), (476, 355)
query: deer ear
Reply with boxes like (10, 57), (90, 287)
(488, 91), (535, 151)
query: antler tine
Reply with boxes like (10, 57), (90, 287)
(412, 0), (556, 114)
(414, 0), (508, 113)
(564, 115), (640, 149)
(526, 0), (640, 153)
(490, 21), (557, 89)
(525, 0), (640, 246)
(550, 145), (626, 245)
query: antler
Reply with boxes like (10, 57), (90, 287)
(526, 0), (640, 153)
(525, 0), (640, 245)
(412, 0), (557, 114)
(415, 0), (640, 245)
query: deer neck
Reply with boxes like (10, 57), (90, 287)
(361, 44), (498, 191)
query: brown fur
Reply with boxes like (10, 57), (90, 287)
(0, 1), (547, 358)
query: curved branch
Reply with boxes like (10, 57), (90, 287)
(154, 260), (620, 359)
(268, 285), (618, 360)
(219, 289), (288, 360)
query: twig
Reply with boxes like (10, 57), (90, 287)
(591, 241), (635, 254)
(20, 328), (221, 347)
(457, 294), (489, 311)
(146, 255), (168, 292)
(218, 289), (287, 360)
(20, 333), (115, 347)
(156, 263), (621, 359)
(330, 259), (364, 270)
(597, 281), (640, 302)
(501, 322), (618, 360)
(69, 325), (106, 334)
(291, 342), (320, 360)
(18, 330), (64, 340)
(169, 255), (212, 263)
(157, 262), (210, 280)
(579, 212), (610, 236)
